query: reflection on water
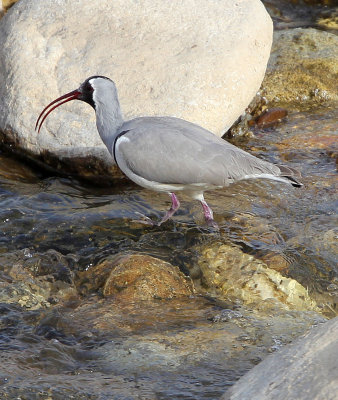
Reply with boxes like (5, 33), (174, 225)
(0, 106), (336, 398)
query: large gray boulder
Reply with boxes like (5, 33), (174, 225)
(222, 317), (338, 400)
(0, 0), (272, 178)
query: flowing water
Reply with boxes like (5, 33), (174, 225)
(0, 104), (336, 399)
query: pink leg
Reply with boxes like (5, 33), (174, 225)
(157, 192), (180, 226)
(200, 200), (218, 228)
(133, 192), (180, 226)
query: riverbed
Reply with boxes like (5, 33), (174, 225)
(0, 104), (336, 399)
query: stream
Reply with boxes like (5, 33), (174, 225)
(0, 104), (336, 399)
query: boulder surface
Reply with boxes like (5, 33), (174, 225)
(0, 0), (272, 178)
(222, 317), (338, 400)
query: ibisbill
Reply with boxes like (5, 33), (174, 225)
(36, 76), (302, 227)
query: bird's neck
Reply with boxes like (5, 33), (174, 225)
(95, 99), (124, 154)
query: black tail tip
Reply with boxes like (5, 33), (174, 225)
(278, 164), (303, 188)
(284, 175), (303, 188)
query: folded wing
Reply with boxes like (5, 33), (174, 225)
(115, 117), (283, 187)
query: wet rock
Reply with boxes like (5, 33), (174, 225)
(77, 253), (194, 301)
(0, 249), (78, 309)
(47, 296), (210, 337)
(317, 9), (338, 31)
(76, 256), (119, 295)
(197, 242), (317, 311)
(1, 0), (18, 14)
(262, 0), (338, 34)
(222, 317), (338, 400)
(260, 253), (290, 274)
(0, 153), (39, 182)
(247, 103), (337, 167)
(0, 272), (326, 400)
(287, 224), (338, 317)
(0, 0), (272, 177)
(262, 28), (338, 106)
(0, 277), (51, 310)
(300, 0), (337, 5)
(26, 296), (324, 399)
(103, 253), (194, 301)
(276, 129), (337, 156)
(256, 107), (288, 128)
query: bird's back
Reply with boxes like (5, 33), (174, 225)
(115, 116), (282, 188)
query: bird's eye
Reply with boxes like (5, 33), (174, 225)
(83, 82), (94, 93)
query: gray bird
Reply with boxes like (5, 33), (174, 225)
(36, 76), (302, 227)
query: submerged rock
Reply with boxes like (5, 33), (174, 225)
(197, 242), (317, 311)
(222, 317), (338, 400)
(0, 294), (325, 399)
(0, 0), (272, 178)
(0, 249), (78, 309)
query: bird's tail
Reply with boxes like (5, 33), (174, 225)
(277, 165), (303, 187)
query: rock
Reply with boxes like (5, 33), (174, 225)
(197, 242), (317, 311)
(102, 253), (194, 301)
(76, 255), (120, 295)
(0, 294), (325, 399)
(262, 28), (338, 106)
(222, 317), (338, 400)
(255, 107), (288, 128)
(276, 129), (337, 154)
(262, 0), (338, 34)
(317, 9), (338, 32)
(301, 0), (337, 5)
(76, 253), (194, 301)
(0, 249), (78, 309)
(2, 0), (18, 9)
(1, 0), (17, 15)
(0, 0), (272, 178)
(0, 152), (39, 182)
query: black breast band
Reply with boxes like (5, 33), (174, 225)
(113, 130), (130, 165)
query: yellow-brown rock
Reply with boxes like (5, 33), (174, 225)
(197, 242), (317, 311)
(2, 0), (19, 10)
(263, 28), (338, 105)
(103, 254), (194, 301)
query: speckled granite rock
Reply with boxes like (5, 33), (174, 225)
(222, 317), (338, 400)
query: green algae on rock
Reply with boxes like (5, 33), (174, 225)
(263, 28), (338, 106)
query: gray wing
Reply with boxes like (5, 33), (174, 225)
(115, 117), (280, 186)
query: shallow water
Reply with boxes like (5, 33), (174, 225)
(262, 0), (338, 34)
(0, 105), (337, 399)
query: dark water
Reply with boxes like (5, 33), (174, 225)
(0, 105), (336, 399)
(262, 0), (338, 35)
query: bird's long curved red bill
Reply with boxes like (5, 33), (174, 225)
(35, 90), (80, 133)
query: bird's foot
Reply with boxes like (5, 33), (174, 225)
(132, 212), (157, 226)
(132, 193), (180, 228)
(205, 218), (219, 231)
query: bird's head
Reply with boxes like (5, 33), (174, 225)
(35, 76), (114, 133)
